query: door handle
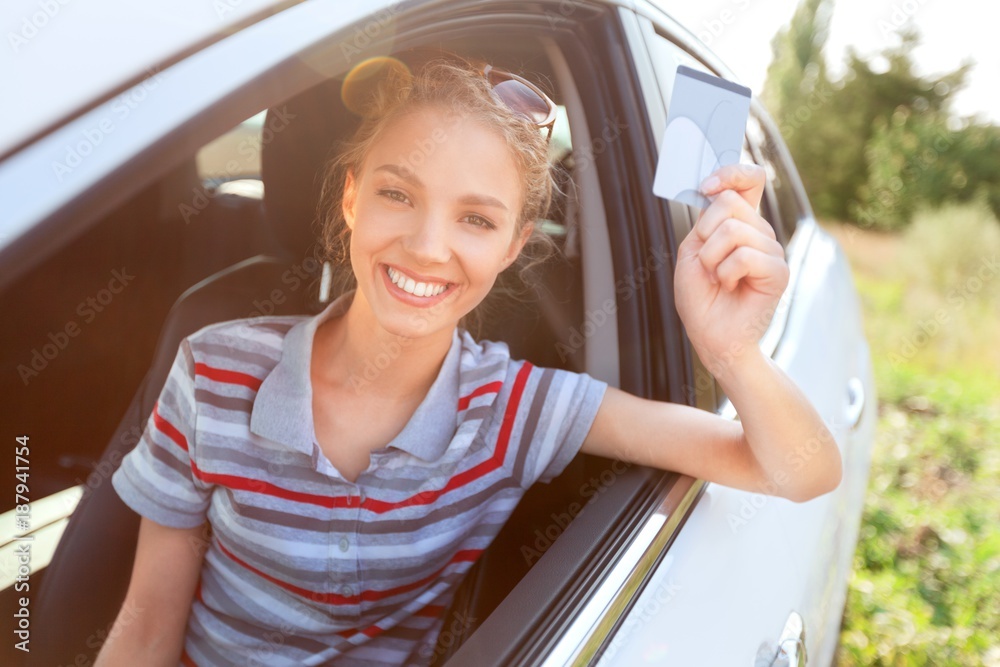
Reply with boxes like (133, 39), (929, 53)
(845, 376), (865, 431)
(753, 610), (807, 666)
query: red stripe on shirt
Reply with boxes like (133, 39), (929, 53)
(181, 648), (198, 666)
(190, 463), (361, 509)
(363, 363), (532, 512)
(414, 604), (446, 618)
(152, 401), (188, 452)
(457, 381), (502, 410)
(218, 539), (483, 605)
(194, 362), (263, 391)
(189, 363), (533, 514)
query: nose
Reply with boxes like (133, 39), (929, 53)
(401, 211), (452, 266)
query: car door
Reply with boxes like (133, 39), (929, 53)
(453, 4), (810, 665)
(587, 4), (875, 666)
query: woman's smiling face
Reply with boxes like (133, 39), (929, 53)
(342, 104), (530, 339)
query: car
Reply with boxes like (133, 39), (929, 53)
(0, 0), (876, 665)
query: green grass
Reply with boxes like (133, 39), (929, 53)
(823, 201), (1000, 666)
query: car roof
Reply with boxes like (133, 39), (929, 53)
(1, 0), (296, 158)
(2, 0), (649, 160)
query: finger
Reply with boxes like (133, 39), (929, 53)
(700, 163), (766, 210)
(715, 246), (790, 293)
(694, 189), (777, 243)
(698, 218), (784, 280)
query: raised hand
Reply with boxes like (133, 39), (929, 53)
(673, 163), (789, 372)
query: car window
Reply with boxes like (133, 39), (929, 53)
(747, 113), (801, 244)
(643, 23), (715, 110)
(743, 127), (787, 246)
(194, 110), (267, 200)
(642, 23), (799, 249)
(1, 105), (277, 517)
(540, 103), (572, 236)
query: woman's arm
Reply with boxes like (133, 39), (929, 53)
(581, 163), (841, 503)
(94, 517), (211, 666)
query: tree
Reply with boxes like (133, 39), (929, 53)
(760, 0), (833, 123)
(763, 4), (979, 228)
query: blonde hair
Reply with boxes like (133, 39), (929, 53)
(315, 53), (561, 334)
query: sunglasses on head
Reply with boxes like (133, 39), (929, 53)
(482, 64), (557, 142)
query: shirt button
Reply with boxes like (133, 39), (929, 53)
(339, 537), (350, 552)
(342, 585), (354, 598)
(359, 489), (366, 503)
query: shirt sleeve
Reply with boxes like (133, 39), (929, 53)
(111, 337), (212, 528)
(507, 361), (609, 488)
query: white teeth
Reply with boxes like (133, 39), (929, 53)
(386, 266), (448, 298)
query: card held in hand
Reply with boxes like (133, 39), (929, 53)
(652, 65), (751, 209)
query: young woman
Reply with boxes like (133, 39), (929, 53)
(97, 54), (841, 666)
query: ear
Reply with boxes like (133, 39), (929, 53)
(502, 221), (534, 271)
(342, 169), (357, 230)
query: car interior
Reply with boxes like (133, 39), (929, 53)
(17, 35), (630, 666)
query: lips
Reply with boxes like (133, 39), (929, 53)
(379, 263), (457, 308)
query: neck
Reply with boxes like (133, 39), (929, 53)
(314, 290), (455, 400)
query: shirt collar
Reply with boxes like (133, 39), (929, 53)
(249, 291), (461, 463)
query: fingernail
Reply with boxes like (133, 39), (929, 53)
(700, 175), (720, 193)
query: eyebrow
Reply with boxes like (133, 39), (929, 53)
(374, 164), (509, 211)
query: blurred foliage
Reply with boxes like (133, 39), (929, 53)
(762, 1), (1000, 230)
(822, 206), (1000, 665)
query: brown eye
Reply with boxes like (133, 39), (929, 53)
(464, 214), (497, 230)
(377, 188), (409, 204)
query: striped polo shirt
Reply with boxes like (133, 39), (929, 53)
(111, 290), (608, 666)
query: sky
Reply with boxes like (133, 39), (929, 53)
(660, 0), (999, 125)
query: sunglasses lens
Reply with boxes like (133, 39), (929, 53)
(491, 79), (552, 125)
